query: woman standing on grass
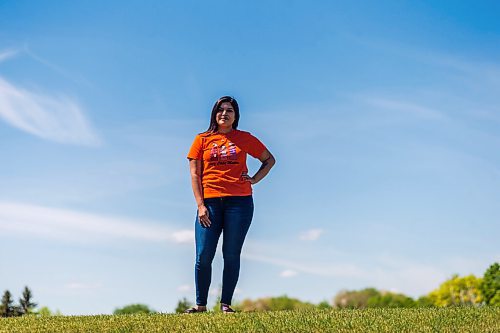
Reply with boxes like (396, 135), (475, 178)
(185, 96), (275, 313)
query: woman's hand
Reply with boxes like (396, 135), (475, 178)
(241, 172), (257, 185)
(245, 150), (275, 185)
(198, 204), (211, 227)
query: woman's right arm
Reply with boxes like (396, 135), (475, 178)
(189, 159), (211, 227)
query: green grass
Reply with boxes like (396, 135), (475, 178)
(1, 307), (499, 333)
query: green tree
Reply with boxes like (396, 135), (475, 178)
(427, 274), (483, 307)
(333, 288), (380, 308)
(269, 295), (315, 310)
(19, 286), (37, 315)
(11, 305), (24, 317)
(175, 298), (192, 313)
(113, 304), (155, 315)
(317, 300), (332, 310)
(36, 306), (62, 316)
(416, 295), (434, 307)
(333, 288), (416, 308)
(37, 306), (52, 317)
(236, 295), (315, 312)
(480, 262), (500, 306)
(0, 290), (14, 317)
(366, 291), (416, 308)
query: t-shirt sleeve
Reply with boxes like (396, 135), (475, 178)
(187, 135), (203, 160)
(244, 132), (267, 159)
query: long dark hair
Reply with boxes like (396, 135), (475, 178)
(205, 96), (240, 133)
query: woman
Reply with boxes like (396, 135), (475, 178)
(185, 96), (275, 313)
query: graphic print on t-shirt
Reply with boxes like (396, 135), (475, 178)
(209, 143), (218, 162)
(220, 145), (228, 161)
(229, 142), (237, 160)
(207, 140), (240, 166)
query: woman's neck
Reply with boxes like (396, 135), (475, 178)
(217, 127), (233, 134)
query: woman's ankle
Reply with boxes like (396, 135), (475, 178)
(196, 305), (207, 310)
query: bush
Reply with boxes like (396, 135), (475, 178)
(427, 274), (482, 307)
(333, 288), (380, 308)
(235, 295), (316, 312)
(481, 263), (500, 306)
(113, 304), (155, 315)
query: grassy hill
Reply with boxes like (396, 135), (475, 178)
(1, 307), (499, 333)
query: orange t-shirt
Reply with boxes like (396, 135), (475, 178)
(187, 129), (267, 198)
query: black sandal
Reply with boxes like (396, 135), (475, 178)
(220, 304), (236, 313)
(184, 306), (207, 314)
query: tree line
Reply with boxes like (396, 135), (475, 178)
(0, 286), (37, 317)
(173, 261), (499, 312)
(4, 262), (497, 316)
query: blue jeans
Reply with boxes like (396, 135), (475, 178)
(194, 195), (254, 306)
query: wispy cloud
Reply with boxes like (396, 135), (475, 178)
(369, 254), (448, 296)
(346, 35), (500, 85)
(177, 284), (192, 292)
(172, 230), (195, 244)
(299, 228), (324, 241)
(0, 201), (192, 244)
(343, 37), (500, 128)
(23, 45), (94, 88)
(363, 97), (447, 120)
(280, 269), (298, 278)
(0, 49), (18, 63)
(413, 50), (500, 86)
(0, 78), (101, 146)
(209, 287), (220, 296)
(243, 250), (455, 297)
(0, 49), (100, 146)
(243, 253), (365, 278)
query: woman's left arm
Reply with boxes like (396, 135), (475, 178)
(243, 149), (276, 185)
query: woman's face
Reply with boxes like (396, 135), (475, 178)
(216, 102), (235, 129)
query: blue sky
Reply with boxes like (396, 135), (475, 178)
(1, 0), (499, 314)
